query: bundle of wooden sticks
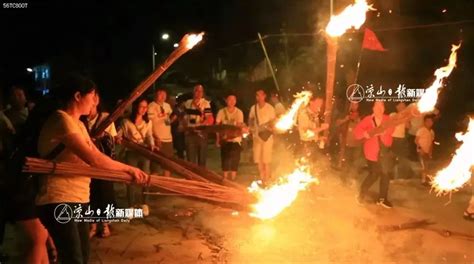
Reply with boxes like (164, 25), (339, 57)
(23, 157), (254, 206)
(121, 138), (245, 190)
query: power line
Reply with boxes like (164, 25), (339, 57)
(218, 20), (474, 50)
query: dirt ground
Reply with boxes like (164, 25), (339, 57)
(3, 145), (474, 263)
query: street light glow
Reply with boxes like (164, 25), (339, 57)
(26, 68), (33, 72)
(173, 43), (179, 48)
(161, 33), (169, 40)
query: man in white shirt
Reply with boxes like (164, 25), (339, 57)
(248, 89), (276, 184)
(416, 114), (435, 185)
(148, 89), (175, 176)
(183, 84), (214, 167)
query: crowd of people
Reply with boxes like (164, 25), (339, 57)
(0, 73), (473, 263)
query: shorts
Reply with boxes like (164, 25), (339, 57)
(221, 142), (241, 171)
(253, 135), (273, 164)
(7, 197), (38, 222)
(4, 176), (39, 222)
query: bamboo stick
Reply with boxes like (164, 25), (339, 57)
(368, 103), (421, 137)
(121, 138), (210, 183)
(121, 138), (246, 190)
(91, 33), (203, 138)
(23, 157), (254, 206)
(322, 35), (338, 149)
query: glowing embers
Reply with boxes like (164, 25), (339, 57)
(431, 118), (474, 195)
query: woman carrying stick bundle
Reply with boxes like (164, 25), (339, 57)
(80, 92), (117, 239)
(118, 98), (156, 216)
(36, 74), (149, 264)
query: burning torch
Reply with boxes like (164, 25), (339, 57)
(92, 33), (204, 138)
(322, 0), (374, 148)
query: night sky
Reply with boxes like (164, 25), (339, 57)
(1, 0), (473, 112)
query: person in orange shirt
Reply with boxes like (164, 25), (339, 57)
(354, 101), (395, 208)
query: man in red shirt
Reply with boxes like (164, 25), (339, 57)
(354, 101), (395, 208)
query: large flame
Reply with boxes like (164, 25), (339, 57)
(275, 91), (312, 132)
(417, 44), (461, 113)
(185, 33), (204, 49)
(248, 159), (319, 220)
(325, 0), (373, 37)
(432, 118), (474, 195)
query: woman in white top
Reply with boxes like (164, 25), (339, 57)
(119, 98), (154, 215)
(36, 74), (148, 264)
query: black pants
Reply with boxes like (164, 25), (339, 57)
(221, 142), (241, 171)
(360, 160), (390, 200)
(90, 179), (115, 212)
(173, 132), (186, 159)
(38, 203), (89, 264)
(185, 132), (208, 167)
(406, 134), (419, 161)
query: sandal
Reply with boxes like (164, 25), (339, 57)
(463, 211), (474, 221)
(100, 224), (111, 238)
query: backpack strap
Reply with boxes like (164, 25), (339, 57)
(44, 143), (65, 160)
(254, 104), (260, 126)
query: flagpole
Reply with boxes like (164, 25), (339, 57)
(258, 32), (281, 92)
(353, 36), (365, 85)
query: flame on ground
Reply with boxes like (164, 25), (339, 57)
(325, 0), (374, 37)
(417, 43), (461, 113)
(248, 159), (319, 220)
(275, 91), (312, 132)
(185, 33), (204, 49)
(431, 118), (474, 195)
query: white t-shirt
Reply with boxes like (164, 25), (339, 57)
(148, 101), (173, 142)
(216, 107), (244, 143)
(248, 103), (276, 134)
(390, 112), (406, 138)
(120, 119), (154, 147)
(86, 112), (117, 137)
(37, 110), (93, 205)
(184, 98), (212, 127)
(416, 127), (435, 154)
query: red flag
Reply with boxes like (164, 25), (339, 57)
(362, 28), (387, 51)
